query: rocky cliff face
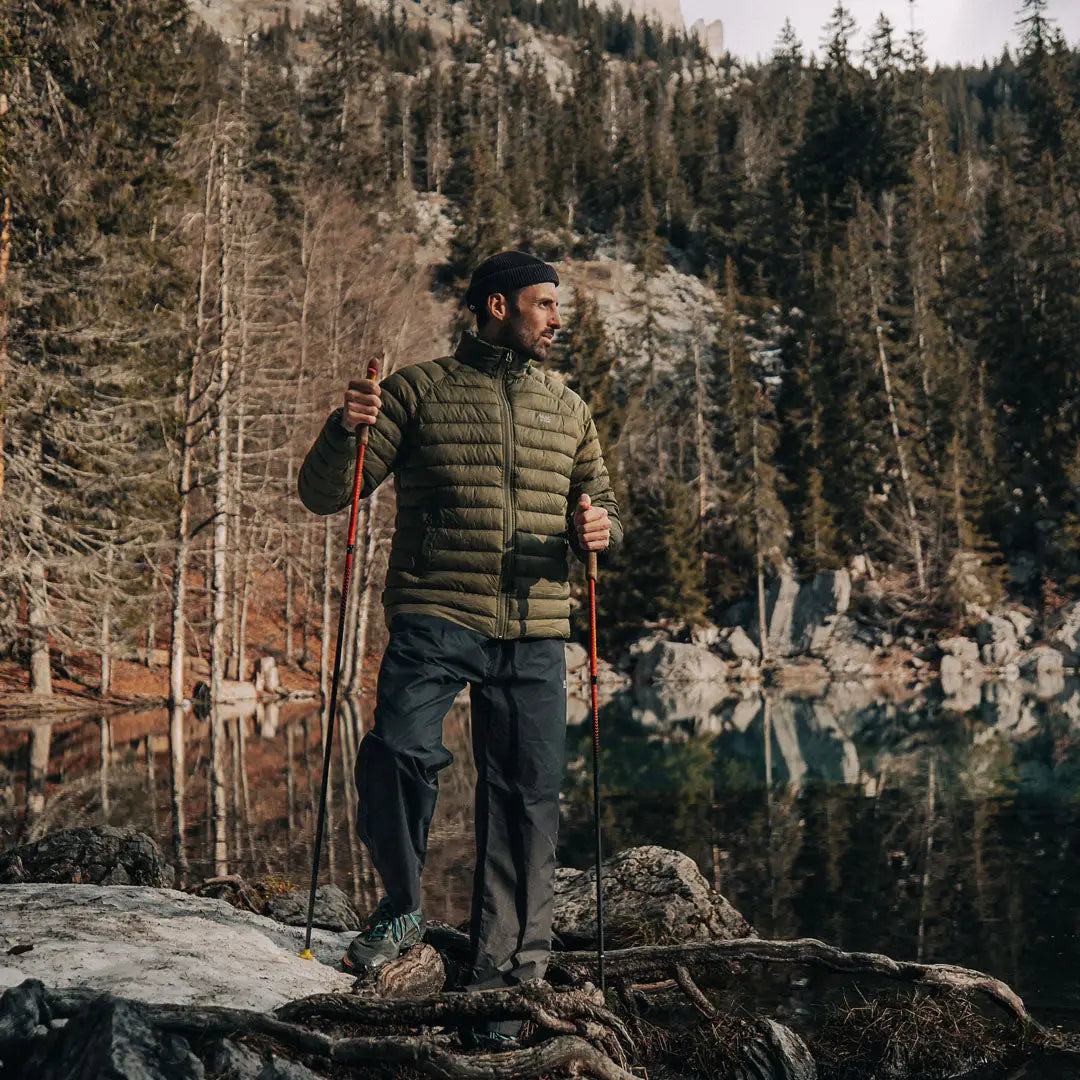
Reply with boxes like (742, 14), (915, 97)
(191, 0), (685, 40)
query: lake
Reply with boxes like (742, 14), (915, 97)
(2, 677), (1079, 1037)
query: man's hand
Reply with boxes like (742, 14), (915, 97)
(342, 357), (382, 433)
(573, 493), (610, 552)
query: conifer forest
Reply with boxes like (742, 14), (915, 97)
(2, 0), (1079, 695)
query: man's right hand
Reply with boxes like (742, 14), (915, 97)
(342, 357), (382, 433)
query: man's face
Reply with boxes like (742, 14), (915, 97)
(495, 282), (561, 362)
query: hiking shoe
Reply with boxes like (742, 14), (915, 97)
(342, 897), (425, 976)
(462, 1026), (521, 1052)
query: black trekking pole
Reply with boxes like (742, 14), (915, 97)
(586, 550), (605, 992)
(300, 358), (379, 960)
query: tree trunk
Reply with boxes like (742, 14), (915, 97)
(25, 723), (51, 830)
(99, 530), (115, 697)
(692, 328), (708, 577)
(866, 262), (927, 592)
(169, 702), (190, 883)
(209, 128), (233, 879)
(170, 117), (218, 709)
(752, 411), (768, 664)
(28, 429), (52, 696)
(0, 196), (10, 527)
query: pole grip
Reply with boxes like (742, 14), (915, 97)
(358, 358), (380, 447)
(586, 551), (598, 581)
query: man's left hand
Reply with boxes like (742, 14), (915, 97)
(574, 493), (610, 552)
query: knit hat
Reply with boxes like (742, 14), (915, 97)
(465, 251), (559, 313)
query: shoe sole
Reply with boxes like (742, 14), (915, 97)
(341, 933), (424, 974)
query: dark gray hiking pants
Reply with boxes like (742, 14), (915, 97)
(354, 613), (566, 996)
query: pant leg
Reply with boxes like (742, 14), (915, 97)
(354, 614), (484, 914)
(467, 636), (567, 999)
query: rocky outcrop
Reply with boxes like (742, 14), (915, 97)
(267, 884), (362, 933)
(976, 615), (1022, 666)
(724, 626), (760, 662)
(0, 884), (355, 1009)
(1050, 601), (1080, 665)
(0, 826), (172, 888)
(634, 641), (727, 685)
(553, 845), (753, 948)
(743, 570), (852, 660)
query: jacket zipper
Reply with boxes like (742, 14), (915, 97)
(496, 355), (514, 639)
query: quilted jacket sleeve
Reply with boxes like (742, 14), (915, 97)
(296, 370), (419, 515)
(568, 411), (623, 558)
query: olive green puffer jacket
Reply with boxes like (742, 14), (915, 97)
(298, 332), (622, 640)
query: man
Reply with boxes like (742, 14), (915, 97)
(297, 250), (621, 1047)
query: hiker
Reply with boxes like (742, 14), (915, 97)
(297, 250), (622, 1047)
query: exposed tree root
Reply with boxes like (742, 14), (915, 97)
(44, 984), (636, 1080)
(549, 937), (1045, 1032)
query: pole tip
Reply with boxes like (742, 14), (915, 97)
(298, 948), (315, 961)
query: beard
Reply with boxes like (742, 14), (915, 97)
(503, 314), (554, 363)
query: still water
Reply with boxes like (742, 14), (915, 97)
(2, 679), (1079, 1029)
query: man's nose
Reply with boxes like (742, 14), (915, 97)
(550, 307), (561, 329)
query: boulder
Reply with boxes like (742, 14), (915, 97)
(725, 626), (760, 662)
(634, 641), (727, 685)
(940, 654), (984, 700)
(939, 637), (980, 665)
(0, 826), (172, 888)
(689, 622), (722, 648)
(751, 573), (800, 658)
(20, 993), (205, 1080)
(0, 885), (356, 1010)
(564, 642), (588, 674)
(1050, 602), (1080, 665)
(793, 570), (852, 655)
(193, 679), (258, 706)
(254, 657), (281, 695)
(975, 616), (1020, 666)
(553, 845), (753, 947)
(267, 884), (362, 933)
(206, 1039), (328, 1079)
(1021, 645), (1065, 699)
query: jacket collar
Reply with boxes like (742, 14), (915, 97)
(455, 330), (532, 376)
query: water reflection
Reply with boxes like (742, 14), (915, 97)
(3, 678), (1080, 1027)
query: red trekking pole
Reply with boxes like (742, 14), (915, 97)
(300, 358), (379, 960)
(587, 550), (605, 992)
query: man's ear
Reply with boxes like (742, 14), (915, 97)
(486, 291), (509, 322)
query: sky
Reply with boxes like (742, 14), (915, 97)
(678, 0), (1080, 66)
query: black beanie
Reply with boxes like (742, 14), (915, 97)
(465, 250), (559, 313)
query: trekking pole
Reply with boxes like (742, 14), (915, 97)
(300, 358), (379, 960)
(586, 550), (606, 993)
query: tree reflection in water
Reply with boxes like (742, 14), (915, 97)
(4, 683), (1080, 1024)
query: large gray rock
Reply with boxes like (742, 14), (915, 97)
(206, 1038), (327, 1080)
(267, 884), (362, 932)
(793, 570), (852, 655)
(939, 651), (988, 708)
(23, 993), (205, 1080)
(725, 626), (760, 662)
(747, 570), (851, 658)
(553, 845), (752, 948)
(939, 636), (980, 665)
(976, 615), (1020, 666)
(0, 885), (355, 1010)
(1050, 602), (1080, 665)
(634, 641), (727, 685)
(752, 574), (801, 658)
(0, 827), (172, 888)
(1020, 645), (1066, 699)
